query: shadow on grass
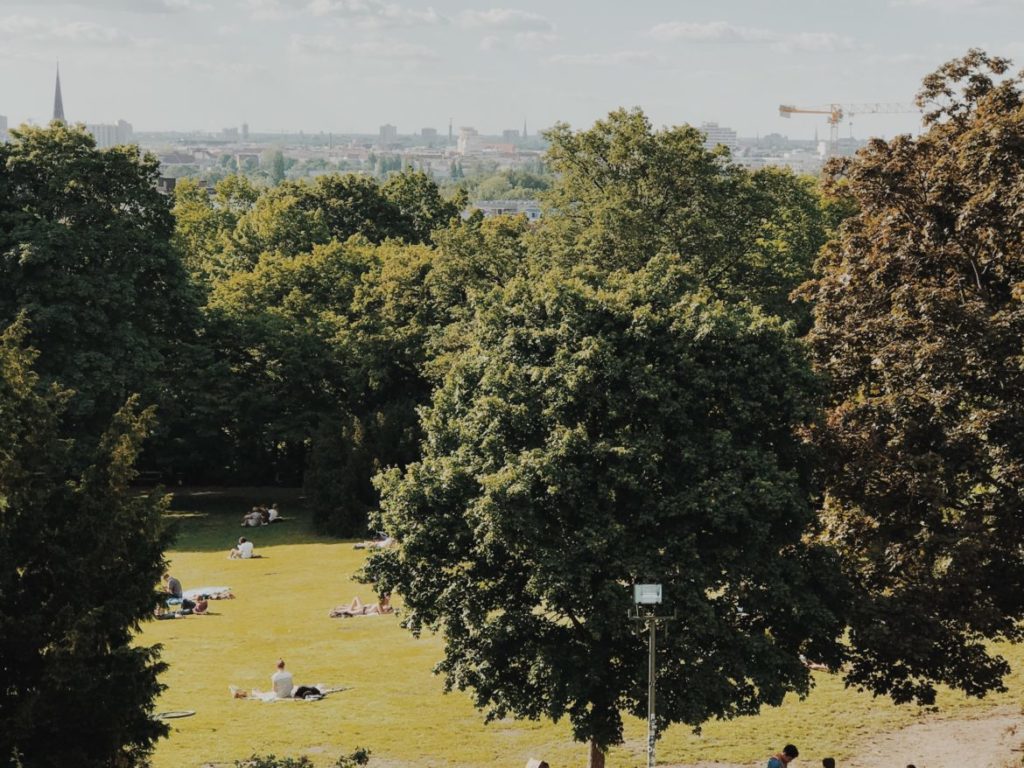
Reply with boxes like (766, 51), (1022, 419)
(161, 487), (345, 552)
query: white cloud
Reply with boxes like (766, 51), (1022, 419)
(649, 21), (774, 43)
(547, 50), (669, 68)
(892, 0), (1022, 7)
(16, 0), (208, 11)
(308, 0), (441, 27)
(483, 30), (558, 51)
(772, 32), (859, 54)
(0, 15), (141, 45)
(649, 20), (859, 54)
(458, 8), (553, 32)
(289, 32), (438, 61)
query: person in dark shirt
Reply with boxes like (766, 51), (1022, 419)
(162, 573), (183, 599)
(767, 744), (799, 768)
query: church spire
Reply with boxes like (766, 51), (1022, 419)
(53, 63), (65, 123)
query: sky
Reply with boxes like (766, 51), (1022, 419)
(1, 0), (1023, 138)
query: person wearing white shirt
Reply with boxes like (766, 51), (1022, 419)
(229, 537), (255, 559)
(271, 659), (294, 698)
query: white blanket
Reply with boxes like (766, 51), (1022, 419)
(183, 586), (231, 600)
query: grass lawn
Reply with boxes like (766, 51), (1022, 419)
(144, 489), (1024, 768)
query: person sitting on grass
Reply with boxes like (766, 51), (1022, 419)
(234, 659), (323, 700)
(329, 593), (394, 618)
(272, 658), (293, 698)
(162, 572), (183, 599)
(229, 536), (255, 559)
(267, 503), (281, 523)
(241, 508), (265, 527)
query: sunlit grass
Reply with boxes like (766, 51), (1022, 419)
(143, 490), (1024, 767)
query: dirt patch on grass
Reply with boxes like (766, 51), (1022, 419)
(844, 707), (1024, 768)
(668, 706), (1024, 768)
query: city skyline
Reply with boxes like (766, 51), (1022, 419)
(1, 0), (1022, 137)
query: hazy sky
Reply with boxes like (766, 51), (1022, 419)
(1, 0), (1022, 138)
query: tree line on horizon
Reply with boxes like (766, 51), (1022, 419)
(1, 49), (1023, 768)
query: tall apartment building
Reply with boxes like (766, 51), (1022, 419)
(502, 128), (521, 141)
(0, 115), (8, 143)
(457, 126), (481, 155)
(379, 123), (398, 145)
(86, 119), (134, 148)
(700, 121), (738, 153)
(421, 127), (438, 140)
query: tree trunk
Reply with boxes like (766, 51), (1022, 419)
(588, 739), (606, 768)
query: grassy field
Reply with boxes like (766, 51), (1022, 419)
(143, 490), (1024, 768)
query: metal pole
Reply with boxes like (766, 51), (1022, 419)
(647, 617), (656, 768)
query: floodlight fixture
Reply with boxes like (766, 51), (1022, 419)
(633, 584), (662, 605)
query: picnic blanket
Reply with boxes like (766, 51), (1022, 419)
(183, 586), (232, 600)
(234, 685), (349, 702)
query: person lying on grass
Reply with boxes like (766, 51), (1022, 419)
(154, 598), (208, 619)
(329, 593), (394, 618)
(353, 532), (394, 550)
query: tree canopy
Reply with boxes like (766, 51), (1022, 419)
(0, 318), (170, 767)
(0, 123), (198, 449)
(366, 260), (846, 762)
(801, 49), (1024, 703)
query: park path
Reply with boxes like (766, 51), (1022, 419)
(669, 706), (1024, 768)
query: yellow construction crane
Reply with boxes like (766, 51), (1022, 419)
(778, 102), (919, 157)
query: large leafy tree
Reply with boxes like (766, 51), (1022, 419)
(801, 50), (1024, 703)
(0, 319), (171, 767)
(539, 109), (830, 325)
(0, 123), (197, 448)
(366, 259), (846, 766)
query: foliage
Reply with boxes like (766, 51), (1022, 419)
(801, 49), (1024, 704)
(0, 123), (199, 450)
(0, 318), (171, 768)
(539, 108), (831, 325)
(365, 258), (847, 757)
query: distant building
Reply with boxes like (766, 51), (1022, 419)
(379, 123), (398, 145)
(700, 121), (738, 153)
(457, 126), (481, 155)
(502, 129), (521, 141)
(222, 127), (239, 141)
(242, 122), (249, 141)
(155, 177), (177, 195)
(472, 199), (542, 221)
(0, 115), (7, 143)
(87, 118), (133, 149)
(421, 127), (438, 140)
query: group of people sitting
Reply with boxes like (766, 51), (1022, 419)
(156, 573), (210, 618)
(241, 503), (281, 528)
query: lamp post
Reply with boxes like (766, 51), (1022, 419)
(632, 584), (668, 768)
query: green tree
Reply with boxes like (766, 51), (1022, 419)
(0, 318), (171, 767)
(801, 50), (1024, 704)
(0, 123), (198, 450)
(381, 170), (461, 243)
(539, 109), (829, 325)
(270, 150), (286, 185)
(366, 259), (846, 767)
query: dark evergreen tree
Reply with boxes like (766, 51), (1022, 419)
(0, 318), (171, 768)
